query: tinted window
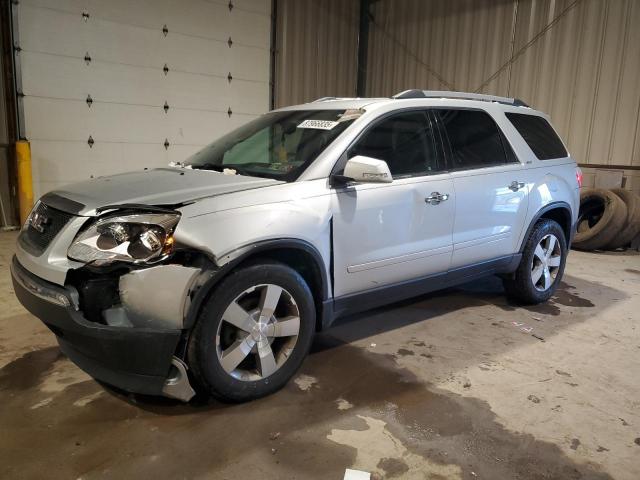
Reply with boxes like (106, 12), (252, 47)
(505, 113), (568, 160)
(348, 111), (438, 177)
(437, 109), (509, 169)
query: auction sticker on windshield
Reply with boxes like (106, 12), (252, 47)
(297, 119), (339, 130)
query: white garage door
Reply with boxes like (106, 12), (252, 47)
(16, 0), (271, 198)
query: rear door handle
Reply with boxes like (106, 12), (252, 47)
(425, 192), (449, 205)
(508, 181), (526, 192)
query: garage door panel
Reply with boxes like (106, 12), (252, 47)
(233, 0), (271, 16)
(230, 82), (269, 114)
(30, 140), (168, 198)
(166, 110), (231, 146)
(121, 143), (169, 172)
(21, 52), (88, 100)
(164, 35), (230, 78)
(18, 0), (271, 195)
(87, 0), (169, 30)
(87, 18), (167, 68)
(85, 104), (167, 144)
(230, 9), (271, 48)
(164, 1), (230, 42)
(24, 97), (90, 141)
(21, 0), (86, 16)
(19, 4), (90, 57)
(164, 73), (228, 111)
(87, 62), (165, 106)
(230, 45), (270, 82)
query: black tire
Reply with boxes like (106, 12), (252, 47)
(605, 188), (640, 249)
(503, 219), (567, 304)
(573, 188), (627, 251)
(187, 261), (316, 402)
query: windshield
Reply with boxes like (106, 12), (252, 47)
(185, 109), (359, 181)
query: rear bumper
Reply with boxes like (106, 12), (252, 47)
(11, 256), (190, 398)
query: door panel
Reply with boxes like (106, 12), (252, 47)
(450, 165), (529, 268)
(333, 175), (454, 297)
(433, 108), (530, 268)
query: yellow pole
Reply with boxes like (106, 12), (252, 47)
(16, 140), (34, 225)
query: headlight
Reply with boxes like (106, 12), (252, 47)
(68, 213), (180, 265)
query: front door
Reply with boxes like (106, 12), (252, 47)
(332, 110), (455, 298)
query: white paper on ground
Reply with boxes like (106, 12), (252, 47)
(343, 468), (371, 480)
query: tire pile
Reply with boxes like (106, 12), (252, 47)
(573, 188), (640, 251)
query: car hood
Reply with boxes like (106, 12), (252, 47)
(46, 168), (282, 215)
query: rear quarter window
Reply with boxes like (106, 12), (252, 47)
(505, 113), (568, 160)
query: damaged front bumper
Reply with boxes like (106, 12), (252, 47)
(11, 256), (196, 401)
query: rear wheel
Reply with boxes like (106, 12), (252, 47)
(188, 261), (315, 401)
(503, 219), (567, 304)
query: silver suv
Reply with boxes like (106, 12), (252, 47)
(11, 90), (580, 402)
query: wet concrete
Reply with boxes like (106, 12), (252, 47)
(0, 336), (615, 479)
(1, 231), (639, 479)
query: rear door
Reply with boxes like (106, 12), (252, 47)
(332, 110), (454, 297)
(434, 108), (530, 269)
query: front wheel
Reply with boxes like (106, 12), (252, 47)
(503, 219), (567, 304)
(188, 261), (316, 402)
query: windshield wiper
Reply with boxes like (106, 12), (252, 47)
(191, 162), (257, 177)
(190, 162), (224, 172)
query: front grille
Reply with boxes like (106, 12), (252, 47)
(19, 202), (75, 256)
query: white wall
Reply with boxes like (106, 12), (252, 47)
(16, 0), (271, 198)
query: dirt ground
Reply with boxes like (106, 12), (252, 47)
(1, 230), (639, 480)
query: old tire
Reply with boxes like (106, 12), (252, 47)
(187, 261), (315, 402)
(503, 219), (567, 304)
(573, 188), (627, 251)
(605, 188), (640, 249)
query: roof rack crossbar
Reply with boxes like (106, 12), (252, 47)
(392, 89), (529, 107)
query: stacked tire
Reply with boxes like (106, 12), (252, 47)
(573, 188), (640, 251)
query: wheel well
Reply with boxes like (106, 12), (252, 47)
(215, 247), (327, 331)
(538, 207), (572, 243)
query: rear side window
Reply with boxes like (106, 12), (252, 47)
(436, 109), (511, 170)
(505, 113), (568, 160)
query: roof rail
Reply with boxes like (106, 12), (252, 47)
(311, 97), (338, 102)
(392, 89), (529, 107)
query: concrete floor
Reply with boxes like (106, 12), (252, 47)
(1, 230), (639, 480)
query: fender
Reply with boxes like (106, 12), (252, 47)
(518, 201), (573, 252)
(184, 238), (330, 330)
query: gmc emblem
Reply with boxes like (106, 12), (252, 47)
(29, 211), (50, 233)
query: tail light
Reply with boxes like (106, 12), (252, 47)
(576, 167), (583, 188)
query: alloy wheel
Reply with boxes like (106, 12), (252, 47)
(215, 284), (300, 381)
(531, 234), (562, 291)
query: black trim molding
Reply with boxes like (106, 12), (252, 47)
(185, 238), (330, 329)
(518, 201), (572, 252)
(331, 254), (521, 322)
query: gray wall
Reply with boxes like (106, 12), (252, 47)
(275, 0), (640, 192)
(273, 0), (359, 108)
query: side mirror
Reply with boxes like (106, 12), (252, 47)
(338, 155), (393, 184)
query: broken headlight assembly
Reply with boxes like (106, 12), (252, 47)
(68, 213), (180, 265)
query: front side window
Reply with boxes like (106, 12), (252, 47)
(505, 112), (568, 160)
(437, 109), (512, 170)
(186, 110), (358, 181)
(347, 111), (439, 178)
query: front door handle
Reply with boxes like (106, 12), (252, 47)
(508, 181), (526, 192)
(425, 192), (450, 205)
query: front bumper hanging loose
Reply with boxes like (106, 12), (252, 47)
(10, 256), (195, 401)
